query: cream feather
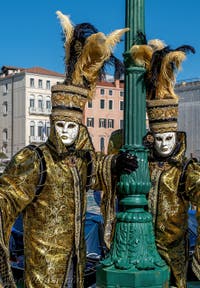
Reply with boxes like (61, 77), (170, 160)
(148, 39), (166, 51)
(56, 11), (74, 63)
(105, 28), (130, 48)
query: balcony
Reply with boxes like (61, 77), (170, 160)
(29, 136), (48, 143)
(29, 107), (51, 115)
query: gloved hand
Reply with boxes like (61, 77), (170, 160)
(111, 151), (138, 176)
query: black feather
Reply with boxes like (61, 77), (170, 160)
(64, 23), (99, 84)
(175, 45), (195, 54)
(145, 46), (171, 99)
(111, 55), (125, 80)
(132, 31), (147, 46)
(94, 54), (125, 83)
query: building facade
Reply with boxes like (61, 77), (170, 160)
(1, 65), (199, 160)
(176, 80), (200, 159)
(83, 79), (124, 153)
(0, 66), (64, 158)
(0, 66), (124, 158)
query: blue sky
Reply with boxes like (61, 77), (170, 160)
(1, 0), (199, 81)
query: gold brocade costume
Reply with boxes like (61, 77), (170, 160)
(108, 130), (200, 288)
(0, 124), (115, 288)
(0, 11), (129, 287)
(148, 132), (200, 288)
(128, 37), (198, 287)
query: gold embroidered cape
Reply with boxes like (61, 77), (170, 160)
(0, 124), (115, 288)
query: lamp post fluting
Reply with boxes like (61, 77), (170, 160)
(96, 1), (170, 287)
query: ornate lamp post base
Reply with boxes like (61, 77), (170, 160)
(96, 265), (169, 288)
(96, 147), (170, 288)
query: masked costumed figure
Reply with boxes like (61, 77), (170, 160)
(108, 38), (200, 288)
(0, 11), (138, 288)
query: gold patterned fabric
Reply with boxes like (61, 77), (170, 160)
(146, 98), (179, 133)
(51, 84), (89, 122)
(148, 132), (200, 288)
(0, 123), (114, 288)
(108, 130), (200, 288)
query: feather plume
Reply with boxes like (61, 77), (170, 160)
(155, 51), (186, 99)
(72, 29), (129, 98)
(65, 22), (99, 84)
(130, 45), (153, 69)
(56, 11), (128, 98)
(105, 28), (130, 48)
(146, 44), (195, 100)
(148, 39), (166, 51)
(56, 11), (74, 63)
(175, 45), (195, 54)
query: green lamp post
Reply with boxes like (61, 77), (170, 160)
(96, 1), (170, 287)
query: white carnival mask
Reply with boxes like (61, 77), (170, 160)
(55, 121), (79, 146)
(154, 132), (176, 157)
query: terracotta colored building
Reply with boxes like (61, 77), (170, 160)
(83, 79), (124, 153)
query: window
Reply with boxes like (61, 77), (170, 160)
(3, 83), (8, 94)
(99, 118), (106, 128)
(47, 126), (51, 137)
(87, 118), (94, 127)
(120, 91), (124, 97)
(108, 100), (113, 110)
(30, 78), (34, 87)
(100, 99), (105, 109)
(120, 101), (124, 111)
(30, 98), (35, 108)
(2, 129), (8, 142)
(38, 122), (43, 137)
(42, 122), (47, 138)
(38, 79), (43, 88)
(120, 119), (124, 129)
(100, 137), (105, 152)
(46, 100), (51, 109)
(109, 90), (113, 96)
(108, 119), (114, 128)
(30, 121), (35, 137)
(100, 89), (105, 95)
(88, 101), (93, 108)
(2, 102), (8, 115)
(38, 98), (43, 110)
(46, 80), (50, 89)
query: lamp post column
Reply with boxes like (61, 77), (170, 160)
(96, 0), (170, 287)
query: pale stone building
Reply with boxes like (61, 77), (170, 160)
(0, 66), (64, 158)
(176, 80), (200, 159)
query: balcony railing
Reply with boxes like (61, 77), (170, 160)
(29, 136), (48, 143)
(29, 107), (51, 115)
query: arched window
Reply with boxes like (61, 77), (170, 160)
(38, 95), (43, 110)
(100, 137), (105, 153)
(29, 94), (35, 108)
(38, 121), (43, 137)
(46, 97), (51, 110)
(2, 129), (8, 142)
(30, 121), (35, 137)
(2, 101), (8, 115)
